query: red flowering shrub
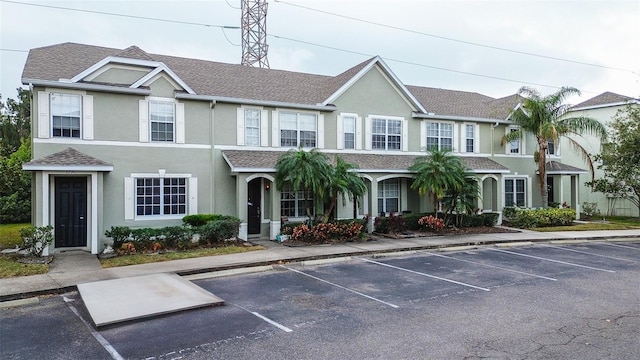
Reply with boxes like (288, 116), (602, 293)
(418, 215), (445, 231)
(290, 221), (363, 243)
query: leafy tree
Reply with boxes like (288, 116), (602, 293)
(0, 89), (31, 156)
(0, 139), (31, 223)
(586, 105), (640, 219)
(503, 86), (607, 208)
(409, 148), (467, 214)
(275, 147), (331, 219)
(322, 156), (366, 223)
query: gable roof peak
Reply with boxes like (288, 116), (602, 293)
(117, 45), (154, 61)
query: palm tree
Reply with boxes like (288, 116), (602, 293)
(275, 147), (331, 219)
(409, 148), (467, 214)
(443, 173), (480, 226)
(503, 86), (608, 208)
(323, 156), (367, 223)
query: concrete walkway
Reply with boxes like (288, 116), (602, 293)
(1, 229), (639, 302)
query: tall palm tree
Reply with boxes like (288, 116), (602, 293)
(323, 156), (367, 223)
(409, 148), (467, 214)
(502, 86), (608, 208)
(275, 147), (331, 218)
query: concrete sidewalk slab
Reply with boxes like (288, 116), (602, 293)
(77, 273), (223, 327)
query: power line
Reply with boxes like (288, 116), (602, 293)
(0, 0), (601, 92)
(1, 0), (240, 29)
(270, 35), (573, 91)
(273, 0), (636, 74)
(0, 48), (29, 53)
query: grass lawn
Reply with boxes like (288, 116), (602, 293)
(100, 244), (265, 268)
(534, 216), (640, 232)
(0, 223), (30, 250)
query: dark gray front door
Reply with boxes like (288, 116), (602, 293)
(55, 177), (87, 248)
(248, 178), (261, 235)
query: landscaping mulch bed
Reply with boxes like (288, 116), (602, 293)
(281, 226), (520, 246)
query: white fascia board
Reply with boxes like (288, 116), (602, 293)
(23, 78), (151, 95)
(323, 56), (427, 113)
(544, 170), (587, 175)
(570, 100), (638, 112)
(70, 56), (161, 83)
(177, 93), (337, 111)
(470, 169), (511, 174)
(22, 164), (114, 172)
(413, 112), (511, 124)
(131, 64), (195, 95)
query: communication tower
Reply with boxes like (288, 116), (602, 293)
(241, 0), (270, 68)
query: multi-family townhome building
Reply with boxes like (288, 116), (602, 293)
(561, 92), (640, 218)
(22, 42), (596, 255)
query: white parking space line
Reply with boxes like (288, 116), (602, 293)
(284, 266), (399, 309)
(427, 252), (558, 281)
(63, 296), (124, 360)
(490, 248), (616, 273)
(603, 242), (640, 251)
(229, 302), (293, 332)
(362, 258), (491, 292)
(538, 244), (640, 264)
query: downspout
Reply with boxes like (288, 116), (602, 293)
(210, 100), (216, 213)
(490, 121), (499, 157)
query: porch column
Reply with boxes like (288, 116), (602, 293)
(559, 176), (564, 207)
(236, 174), (249, 241)
(477, 178), (484, 212)
(270, 182), (281, 240)
(368, 179), (378, 233)
(571, 175), (580, 219)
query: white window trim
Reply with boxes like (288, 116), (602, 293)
(502, 175), (531, 208)
(337, 113), (359, 150)
(124, 171), (197, 220)
(506, 125), (525, 155)
(139, 97), (184, 144)
(462, 122), (479, 154)
(272, 109), (323, 149)
(40, 91), (93, 140)
(421, 120), (458, 152)
(377, 178), (401, 214)
(366, 115), (407, 152)
(237, 106), (266, 146)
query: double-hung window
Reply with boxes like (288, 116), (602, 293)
(343, 116), (356, 149)
(372, 118), (401, 150)
(245, 108), (261, 146)
(51, 93), (82, 138)
(426, 122), (453, 151)
(280, 183), (313, 217)
(465, 124), (475, 152)
(280, 111), (317, 148)
(149, 101), (175, 142)
(509, 127), (521, 154)
(136, 177), (187, 216)
(505, 178), (526, 207)
(378, 179), (400, 213)
(547, 139), (555, 155)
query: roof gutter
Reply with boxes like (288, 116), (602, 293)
(412, 112), (511, 124)
(176, 93), (337, 111)
(570, 100), (639, 112)
(22, 78), (152, 95)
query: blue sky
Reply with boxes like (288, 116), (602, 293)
(1, 0), (638, 104)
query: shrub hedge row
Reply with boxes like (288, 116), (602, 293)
(104, 214), (241, 253)
(374, 212), (499, 234)
(507, 208), (575, 228)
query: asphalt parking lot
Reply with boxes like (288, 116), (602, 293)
(2, 241), (639, 359)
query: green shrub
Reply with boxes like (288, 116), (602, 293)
(581, 202), (599, 220)
(502, 206), (518, 221)
(0, 193), (31, 223)
(509, 208), (576, 228)
(20, 225), (53, 256)
(199, 218), (241, 245)
(481, 212), (500, 226)
(183, 214), (239, 227)
(162, 226), (193, 250)
(105, 226), (132, 249)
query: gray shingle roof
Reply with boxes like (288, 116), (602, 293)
(222, 150), (508, 173)
(24, 148), (113, 167)
(571, 92), (636, 109)
(545, 161), (586, 174)
(23, 43), (519, 119)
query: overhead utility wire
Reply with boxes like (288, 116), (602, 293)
(274, 0), (635, 74)
(1, 0), (591, 91)
(1, 1), (240, 29)
(270, 35), (570, 91)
